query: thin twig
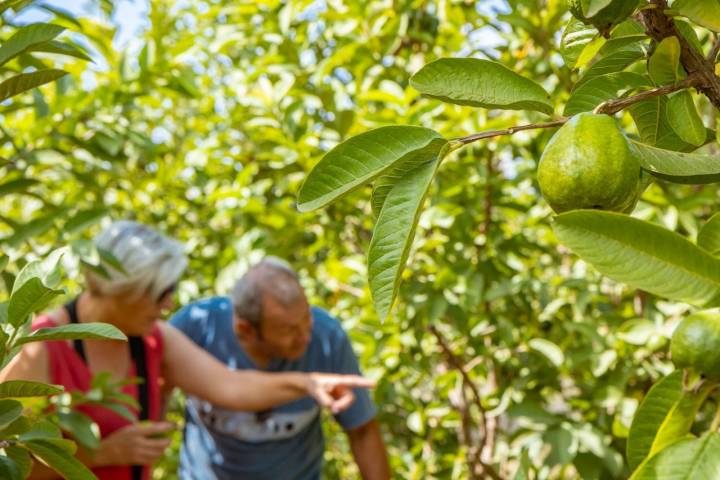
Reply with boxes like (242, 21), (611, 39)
(454, 118), (568, 147)
(594, 74), (702, 115)
(708, 35), (720, 63)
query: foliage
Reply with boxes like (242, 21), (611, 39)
(1, 0), (720, 479)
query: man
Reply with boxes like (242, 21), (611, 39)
(170, 257), (390, 480)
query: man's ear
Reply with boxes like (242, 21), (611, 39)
(234, 316), (257, 340)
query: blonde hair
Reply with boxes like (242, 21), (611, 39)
(84, 220), (187, 300)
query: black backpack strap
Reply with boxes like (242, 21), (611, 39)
(64, 298), (87, 363)
(129, 336), (149, 480)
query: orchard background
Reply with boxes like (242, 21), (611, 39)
(2, 0), (720, 478)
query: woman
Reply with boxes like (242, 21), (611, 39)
(0, 221), (373, 479)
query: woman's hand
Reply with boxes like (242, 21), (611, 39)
(305, 374), (376, 414)
(91, 421), (175, 467)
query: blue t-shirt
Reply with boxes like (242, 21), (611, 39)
(169, 296), (376, 480)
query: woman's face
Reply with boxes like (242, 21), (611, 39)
(106, 285), (176, 336)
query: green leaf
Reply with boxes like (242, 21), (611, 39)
(57, 411), (100, 450)
(0, 381), (63, 398)
(586, 0), (613, 17)
(672, 0), (720, 32)
(0, 69), (68, 103)
(15, 323), (127, 346)
(370, 139), (448, 216)
(13, 248), (67, 294)
(97, 401), (137, 423)
(0, 178), (39, 196)
(29, 40), (92, 62)
(564, 71), (649, 116)
(648, 37), (685, 86)
(553, 210), (720, 306)
(698, 213), (720, 256)
(576, 36), (607, 69)
(0, 416), (31, 437)
(5, 445), (31, 478)
(18, 419), (61, 442)
(24, 439), (96, 480)
(63, 207), (109, 235)
(528, 338), (564, 367)
(560, 19), (597, 69)
(576, 46), (645, 88)
(297, 126), (444, 212)
(630, 140), (720, 184)
(409, 58), (553, 114)
(0, 23), (65, 67)
(666, 91), (705, 147)
(0, 455), (21, 480)
(627, 371), (713, 470)
(629, 432), (720, 479)
(368, 152), (444, 319)
(7, 277), (63, 327)
(629, 96), (696, 152)
(4, 214), (58, 248)
(0, 399), (23, 429)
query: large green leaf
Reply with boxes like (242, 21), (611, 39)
(0, 23), (65, 67)
(7, 277), (63, 327)
(29, 40), (92, 62)
(672, 0), (720, 32)
(15, 323), (126, 346)
(666, 92), (705, 147)
(626, 371), (713, 470)
(409, 58), (553, 114)
(629, 433), (720, 479)
(0, 69), (68, 103)
(630, 141), (720, 184)
(0, 399), (23, 429)
(648, 37), (685, 86)
(629, 96), (696, 152)
(0, 178), (39, 196)
(560, 19), (597, 69)
(368, 153), (444, 319)
(553, 211), (720, 306)
(370, 139), (447, 216)
(24, 439), (96, 480)
(564, 71), (648, 116)
(0, 380), (63, 398)
(698, 213), (720, 255)
(63, 207), (109, 235)
(297, 126), (444, 212)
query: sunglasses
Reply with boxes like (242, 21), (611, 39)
(156, 283), (177, 303)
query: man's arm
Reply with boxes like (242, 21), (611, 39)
(347, 419), (390, 480)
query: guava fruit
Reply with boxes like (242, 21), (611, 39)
(671, 311), (720, 380)
(537, 112), (643, 214)
(568, 0), (640, 33)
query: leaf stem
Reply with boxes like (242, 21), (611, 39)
(455, 118), (569, 146)
(711, 402), (720, 432)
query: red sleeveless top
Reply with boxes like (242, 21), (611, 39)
(32, 316), (165, 480)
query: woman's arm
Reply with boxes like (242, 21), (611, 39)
(0, 341), (50, 383)
(160, 322), (374, 412)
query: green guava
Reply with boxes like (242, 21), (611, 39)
(537, 112), (643, 214)
(568, 0), (641, 33)
(671, 311), (720, 380)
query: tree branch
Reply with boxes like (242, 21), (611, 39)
(640, 0), (720, 108)
(428, 325), (502, 480)
(593, 74), (702, 115)
(708, 35), (720, 63)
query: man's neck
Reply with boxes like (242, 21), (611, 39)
(236, 336), (272, 369)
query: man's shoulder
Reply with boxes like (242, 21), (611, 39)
(310, 306), (346, 339)
(172, 296), (232, 326)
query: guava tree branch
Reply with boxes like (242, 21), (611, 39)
(594, 74), (702, 115)
(428, 325), (502, 480)
(709, 35), (720, 63)
(454, 118), (568, 147)
(640, 0), (720, 109)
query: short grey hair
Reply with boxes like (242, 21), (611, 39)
(230, 256), (304, 327)
(84, 220), (188, 301)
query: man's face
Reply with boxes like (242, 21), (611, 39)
(255, 293), (313, 361)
